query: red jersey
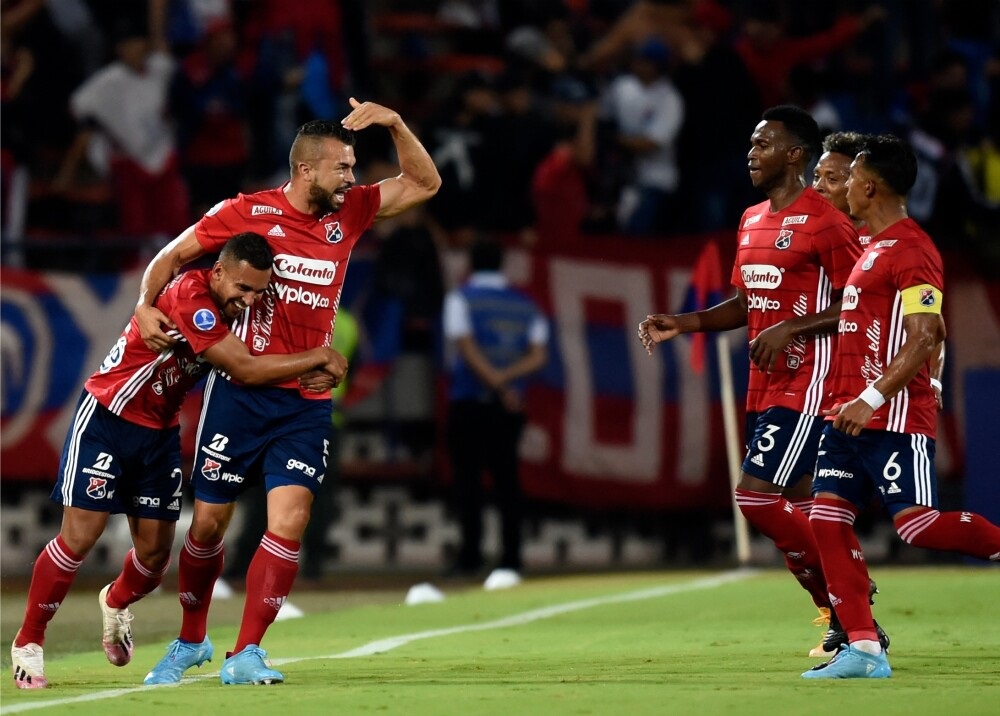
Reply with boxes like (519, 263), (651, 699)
(194, 184), (381, 395)
(85, 269), (229, 429)
(732, 187), (863, 415)
(829, 218), (944, 437)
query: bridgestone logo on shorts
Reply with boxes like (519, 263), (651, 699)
(272, 281), (331, 309)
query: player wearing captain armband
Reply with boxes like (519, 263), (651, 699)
(804, 134), (1000, 680)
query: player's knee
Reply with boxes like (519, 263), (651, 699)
(893, 506), (937, 545)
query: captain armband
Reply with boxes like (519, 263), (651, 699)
(900, 284), (943, 315)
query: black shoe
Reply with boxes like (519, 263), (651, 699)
(822, 613), (890, 654)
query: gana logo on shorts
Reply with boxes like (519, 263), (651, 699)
(193, 308), (217, 331)
(272, 254), (338, 285)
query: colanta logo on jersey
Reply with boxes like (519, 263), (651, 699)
(842, 285), (860, 311)
(741, 264), (783, 288)
(272, 254), (338, 285)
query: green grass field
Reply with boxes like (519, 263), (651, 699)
(1, 567), (998, 715)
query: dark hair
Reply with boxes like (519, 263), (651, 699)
(858, 134), (917, 196)
(761, 104), (820, 162)
(821, 131), (867, 160)
(289, 120), (356, 170)
(470, 236), (504, 272)
(295, 119), (356, 146)
(220, 232), (273, 271)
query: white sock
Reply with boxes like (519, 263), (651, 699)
(851, 639), (882, 656)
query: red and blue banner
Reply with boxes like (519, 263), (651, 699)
(3, 243), (996, 514)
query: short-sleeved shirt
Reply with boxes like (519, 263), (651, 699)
(443, 272), (548, 402)
(84, 269), (228, 429)
(194, 184), (380, 397)
(732, 187), (863, 415)
(828, 218), (944, 437)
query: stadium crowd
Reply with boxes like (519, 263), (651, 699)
(1, 0), (997, 274)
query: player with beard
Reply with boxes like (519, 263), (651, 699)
(135, 99), (441, 685)
(10, 233), (347, 689)
(639, 106), (876, 658)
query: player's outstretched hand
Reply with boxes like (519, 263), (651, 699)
(638, 314), (681, 355)
(136, 304), (177, 352)
(341, 97), (400, 131)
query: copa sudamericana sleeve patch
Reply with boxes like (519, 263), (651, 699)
(901, 284), (943, 314)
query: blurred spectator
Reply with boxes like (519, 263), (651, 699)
(734, 1), (886, 109)
(238, 0), (353, 181)
(531, 77), (597, 245)
(426, 72), (499, 242)
(53, 22), (189, 245)
(788, 64), (842, 135)
(443, 236), (548, 578)
(600, 37), (684, 236)
(909, 86), (1000, 270)
(673, 4), (760, 232)
(581, 0), (692, 74)
(479, 72), (558, 245)
(170, 19), (251, 216)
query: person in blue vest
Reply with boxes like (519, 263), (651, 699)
(443, 236), (548, 582)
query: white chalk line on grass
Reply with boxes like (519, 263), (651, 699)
(1, 568), (757, 714)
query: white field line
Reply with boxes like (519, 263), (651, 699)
(2, 569), (757, 714)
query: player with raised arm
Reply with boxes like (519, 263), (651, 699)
(803, 135), (1000, 679)
(138, 98), (440, 686)
(638, 106), (878, 657)
(11, 233), (347, 689)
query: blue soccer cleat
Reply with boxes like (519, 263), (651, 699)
(144, 637), (214, 685)
(220, 645), (284, 685)
(802, 644), (892, 679)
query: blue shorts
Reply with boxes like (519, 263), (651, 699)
(53, 391), (184, 520)
(191, 372), (332, 504)
(812, 424), (937, 517)
(742, 406), (824, 488)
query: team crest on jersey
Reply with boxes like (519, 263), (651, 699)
(920, 288), (935, 306)
(862, 251), (880, 270)
(86, 477), (108, 499)
(201, 458), (222, 481)
(775, 229), (793, 250)
(325, 221), (343, 243)
(193, 308), (217, 331)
